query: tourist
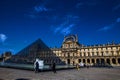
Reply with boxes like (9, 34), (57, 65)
(52, 61), (56, 73)
(79, 62), (84, 68)
(76, 63), (80, 70)
(34, 58), (39, 73)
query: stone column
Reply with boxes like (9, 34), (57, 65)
(81, 58), (83, 63)
(99, 58), (101, 64)
(85, 59), (87, 65)
(104, 58), (106, 64)
(71, 58), (73, 65)
(111, 51), (114, 56)
(94, 58), (96, 64)
(90, 59), (92, 66)
(116, 58), (118, 66)
(75, 59), (78, 64)
(110, 58), (112, 65)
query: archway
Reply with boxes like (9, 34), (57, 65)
(101, 58), (105, 66)
(96, 59), (100, 64)
(92, 59), (95, 63)
(118, 58), (120, 64)
(101, 59), (105, 64)
(78, 59), (81, 63)
(83, 59), (85, 63)
(106, 59), (110, 64)
(112, 58), (116, 64)
(87, 59), (90, 63)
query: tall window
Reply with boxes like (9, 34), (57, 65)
(84, 52), (86, 56)
(92, 52), (94, 56)
(101, 52), (103, 56)
(68, 53), (70, 57)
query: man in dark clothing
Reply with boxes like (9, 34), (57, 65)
(52, 62), (56, 73)
(35, 61), (39, 73)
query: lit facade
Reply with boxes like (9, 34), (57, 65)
(7, 35), (120, 66)
(51, 35), (120, 66)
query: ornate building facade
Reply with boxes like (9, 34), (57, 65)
(7, 34), (120, 66)
(51, 35), (120, 66)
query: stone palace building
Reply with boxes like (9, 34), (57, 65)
(52, 35), (120, 66)
(7, 34), (120, 66)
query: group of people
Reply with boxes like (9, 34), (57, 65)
(34, 58), (56, 73)
(76, 62), (89, 70)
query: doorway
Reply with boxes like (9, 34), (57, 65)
(67, 59), (70, 65)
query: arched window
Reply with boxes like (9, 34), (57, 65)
(112, 58), (116, 64)
(118, 58), (120, 64)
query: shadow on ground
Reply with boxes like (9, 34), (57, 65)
(15, 78), (30, 80)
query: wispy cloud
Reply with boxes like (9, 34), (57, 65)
(76, 2), (97, 8)
(116, 18), (120, 23)
(54, 27), (62, 33)
(0, 34), (7, 43)
(98, 18), (120, 31)
(25, 2), (51, 19)
(34, 5), (49, 13)
(113, 4), (120, 11)
(61, 24), (75, 35)
(52, 15), (79, 35)
(0, 34), (15, 53)
(54, 22), (67, 33)
(65, 15), (79, 21)
(54, 23), (75, 36)
(98, 26), (113, 31)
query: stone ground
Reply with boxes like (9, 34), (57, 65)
(0, 67), (120, 80)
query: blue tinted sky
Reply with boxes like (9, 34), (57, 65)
(0, 0), (120, 54)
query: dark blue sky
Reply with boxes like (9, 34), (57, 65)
(0, 0), (120, 54)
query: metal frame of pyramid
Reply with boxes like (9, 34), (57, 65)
(6, 39), (65, 65)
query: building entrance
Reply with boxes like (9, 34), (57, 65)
(67, 59), (70, 65)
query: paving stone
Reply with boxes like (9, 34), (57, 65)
(0, 68), (120, 80)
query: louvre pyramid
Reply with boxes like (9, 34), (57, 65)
(16, 39), (50, 57)
(6, 39), (64, 64)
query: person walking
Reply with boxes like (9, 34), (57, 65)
(52, 61), (56, 73)
(76, 63), (80, 70)
(34, 59), (39, 73)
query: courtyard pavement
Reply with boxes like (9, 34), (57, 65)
(0, 67), (120, 80)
